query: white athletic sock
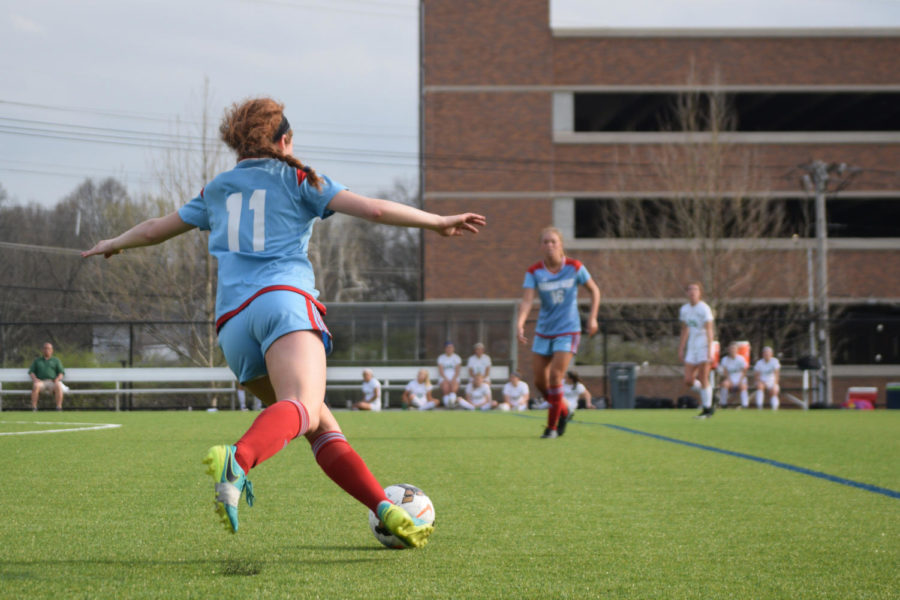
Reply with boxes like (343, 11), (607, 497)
(719, 388), (728, 407)
(756, 390), (764, 409)
(423, 400), (437, 410)
(700, 387), (713, 409)
(771, 396), (779, 411)
(740, 390), (749, 408)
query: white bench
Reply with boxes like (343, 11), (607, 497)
(0, 365), (511, 411)
(0, 367), (238, 412)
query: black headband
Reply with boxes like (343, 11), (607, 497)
(273, 114), (291, 142)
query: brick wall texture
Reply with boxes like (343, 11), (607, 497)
(422, 0), (900, 391)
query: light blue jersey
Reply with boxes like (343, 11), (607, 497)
(523, 258), (591, 337)
(178, 159), (345, 326)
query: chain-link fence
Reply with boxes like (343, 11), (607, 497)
(2, 304), (897, 410)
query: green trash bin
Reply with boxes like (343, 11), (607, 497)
(608, 362), (637, 409)
(887, 383), (900, 409)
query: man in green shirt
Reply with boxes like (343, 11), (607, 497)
(28, 342), (67, 411)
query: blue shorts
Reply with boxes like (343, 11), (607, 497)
(217, 290), (332, 383)
(531, 333), (581, 356)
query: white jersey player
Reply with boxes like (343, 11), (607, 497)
(402, 369), (438, 411)
(353, 368), (382, 411)
(437, 342), (462, 408)
(678, 282), (716, 418)
(717, 343), (749, 408)
(459, 373), (494, 411)
(753, 347), (781, 410)
(466, 342), (492, 382)
(500, 373), (530, 411)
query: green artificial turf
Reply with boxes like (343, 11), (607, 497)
(1, 409), (897, 599)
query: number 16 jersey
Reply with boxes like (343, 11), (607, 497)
(523, 258), (591, 337)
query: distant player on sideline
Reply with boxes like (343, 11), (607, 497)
(678, 282), (716, 419)
(499, 372), (530, 412)
(718, 342), (749, 409)
(402, 369), (439, 411)
(353, 368), (381, 411)
(563, 371), (594, 414)
(517, 227), (600, 439)
(83, 97), (485, 546)
(459, 373), (495, 411)
(437, 342), (462, 408)
(753, 346), (781, 410)
(466, 342), (492, 383)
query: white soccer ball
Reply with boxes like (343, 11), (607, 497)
(498, 402), (510, 412)
(368, 484), (436, 549)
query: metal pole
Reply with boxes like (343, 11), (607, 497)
(602, 321), (609, 402)
(811, 161), (833, 406)
(509, 302), (519, 376)
(417, 0), (426, 300)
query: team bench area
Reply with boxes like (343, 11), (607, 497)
(0, 365), (510, 411)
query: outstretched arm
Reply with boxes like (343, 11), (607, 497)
(583, 278), (601, 336)
(82, 212), (195, 258)
(516, 287), (536, 344)
(327, 190), (485, 237)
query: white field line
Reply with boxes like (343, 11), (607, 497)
(0, 421), (122, 436)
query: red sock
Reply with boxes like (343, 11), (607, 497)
(234, 399), (309, 473)
(311, 431), (387, 512)
(546, 386), (564, 430)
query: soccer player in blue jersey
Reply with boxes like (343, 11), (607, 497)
(83, 97), (485, 546)
(516, 227), (600, 438)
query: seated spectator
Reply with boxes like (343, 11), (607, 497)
(437, 341), (462, 408)
(459, 373), (495, 411)
(466, 342), (492, 383)
(563, 371), (593, 413)
(402, 369), (438, 411)
(718, 342), (749, 409)
(753, 346), (781, 410)
(28, 342), (68, 411)
(499, 372), (529, 412)
(353, 368), (382, 411)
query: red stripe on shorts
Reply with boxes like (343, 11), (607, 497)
(215, 285), (327, 333)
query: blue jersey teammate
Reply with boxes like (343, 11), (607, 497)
(83, 97), (485, 546)
(517, 227), (600, 438)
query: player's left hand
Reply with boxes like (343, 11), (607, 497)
(585, 318), (599, 337)
(434, 213), (486, 237)
(81, 240), (122, 259)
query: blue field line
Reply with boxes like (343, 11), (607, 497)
(509, 412), (900, 500)
(601, 423), (900, 500)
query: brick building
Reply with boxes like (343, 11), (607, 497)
(421, 0), (900, 405)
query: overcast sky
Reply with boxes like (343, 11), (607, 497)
(1, 0), (420, 208)
(2, 0), (898, 208)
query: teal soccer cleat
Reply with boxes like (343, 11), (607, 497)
(203, 445), (254, 533)
(376, 501), (434, 548)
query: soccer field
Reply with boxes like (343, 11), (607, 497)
(1, 410), (897, 599)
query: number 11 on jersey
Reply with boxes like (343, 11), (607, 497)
(226, 190), (267, 252)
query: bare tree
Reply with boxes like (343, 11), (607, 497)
(580, 88), (813, 365)
(77, 82), (230, 368)
(309, 178), (420, 302)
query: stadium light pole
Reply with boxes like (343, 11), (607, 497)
(803, 160), (833, 406)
